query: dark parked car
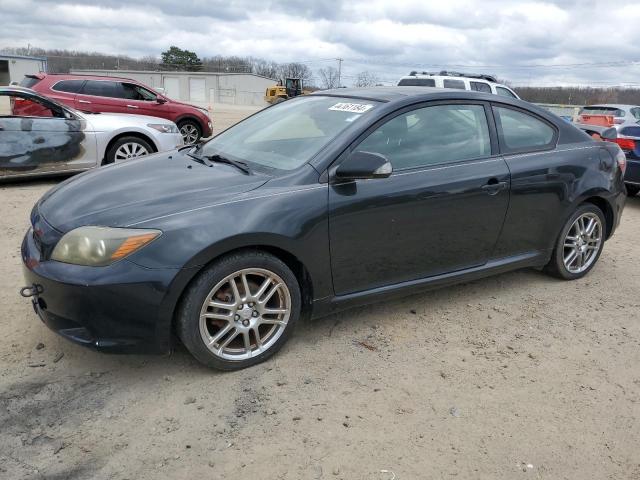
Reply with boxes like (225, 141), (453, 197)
(575, 104), (640, 196)
(21, 87), (626, 370)
(20, 73), (212, 144)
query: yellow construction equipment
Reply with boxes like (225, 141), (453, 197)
(264, 78), (305, 105)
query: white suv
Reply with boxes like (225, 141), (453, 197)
(397, 71), (519, 99)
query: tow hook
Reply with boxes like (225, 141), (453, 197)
(20, 284), (43, 298)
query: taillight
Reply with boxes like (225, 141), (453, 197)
(615, 149), (627, 174)
(615, 138), (635, 151)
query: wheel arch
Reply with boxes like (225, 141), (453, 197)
(168, 243), (315, 340)
(581, 195), (615, 239)
(102, 132), (158, 165)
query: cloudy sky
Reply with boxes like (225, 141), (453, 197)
(1, 0), (640, 87)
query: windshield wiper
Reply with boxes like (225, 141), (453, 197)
(203, 153), (251, 175)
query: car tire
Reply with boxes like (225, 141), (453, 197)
(544, 203), (606, 280)
(104, 136), (153, 165)
(178, 119), (202, 144)
(626, 184), (639, 197)
(176, 250), (301, 370)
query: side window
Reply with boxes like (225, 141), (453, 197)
(496, 87), (517, 98)
(81, 80), (123, 98)
(398, 78), (436, 87)
(630, 108), (640, 121)
(356, 104), (491, 171)
(51, 80), (85, 93)
(493, 106), (555, 153)
(470, 81), (491, 93)
(443, 79), (465, 90)
(3, 93), (64, 118)
(122, 83), (157, 101)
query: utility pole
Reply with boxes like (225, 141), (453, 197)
(337, 58), (343, 88)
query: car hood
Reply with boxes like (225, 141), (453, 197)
(38, 150), (270, 232)
(81, 112), (177, 131)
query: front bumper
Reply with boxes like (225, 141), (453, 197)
(155, 132), (184, 152)
(21, 226), (181, 354)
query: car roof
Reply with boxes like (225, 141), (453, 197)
(584, 104), (638, 110)
(313, 86), (518, 104)
(41, 72), (141, 83)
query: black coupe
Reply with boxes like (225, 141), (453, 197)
(22, 87), (626, 370)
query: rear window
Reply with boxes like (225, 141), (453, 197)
(20, 76), (41, 88)
(496, 87), (517, 98)
(443, 79), (466, 90)
(580, 106), (625, 117)
(81, 80), (123, 98)
(620, 126), (640, 137)
(398, 78), (436, 87)
(470, 81), (492, 93)
(51, 80), (85, 93)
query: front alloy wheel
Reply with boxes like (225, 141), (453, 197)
(179, 122), (201, 144)
(199, 268), (291, 361)
(177, 251), (301, 370)
(114, 142), (149, 161)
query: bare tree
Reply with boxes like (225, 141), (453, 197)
(354, 71), (379, 88)
(251, 58), (279, 79)
(278, 62), (314, 83)
(318, 66), (340, 89)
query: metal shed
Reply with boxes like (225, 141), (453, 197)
(71, 69), (276, 107)
(0, 54), (47, 86)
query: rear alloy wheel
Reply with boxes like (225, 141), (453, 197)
(545, 204), (605, 280)
(626, 184), (640, 197)
(177, 251), (301, 370)
(105, 136), (153, 164)
(178, 120), (201, 145)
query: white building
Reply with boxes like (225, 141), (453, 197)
(0, 54), (47, 86)
(72, 69), (276, 107)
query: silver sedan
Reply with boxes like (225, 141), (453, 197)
(0, 86), (183, 180)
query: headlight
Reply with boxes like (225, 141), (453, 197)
(51, 226), (161, 266)
(147, 123), (179, 134)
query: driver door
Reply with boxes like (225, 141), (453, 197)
(0, 92), (92, 178)
(328, 101), (511, 295)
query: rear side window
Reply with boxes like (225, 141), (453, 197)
(630, 108), (640, 121)
(443, 79), (465, 90)
(493, 106), (556, 153)
(398, 78), (436, 87)
(471, 81), (491, 93)
(496, 87), (517, 98)
(20, 76), (41, 88)
(51, 80), (85, 93)
(81, 80), (123, 98)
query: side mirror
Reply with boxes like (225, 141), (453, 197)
(156, 97), (167, 104)
(600, 127), (617, 141)
(335, 151), (392, 181)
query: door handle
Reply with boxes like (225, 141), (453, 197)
(481, 179), (508, 195)
(126, 105), (139, 109)
(78, 99), (91, 104)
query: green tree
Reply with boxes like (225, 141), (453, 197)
(161, 46), (202, 71)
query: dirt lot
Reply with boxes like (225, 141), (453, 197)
(1, 106), (639, 480)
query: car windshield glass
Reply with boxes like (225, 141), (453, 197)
(201, 96), (379, 171)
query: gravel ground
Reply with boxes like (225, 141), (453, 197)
(1, 108), (639, 479)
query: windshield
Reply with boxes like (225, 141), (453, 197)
(201, 96), (379, 170)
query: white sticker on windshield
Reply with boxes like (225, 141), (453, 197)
(329, 102), (374, 113)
